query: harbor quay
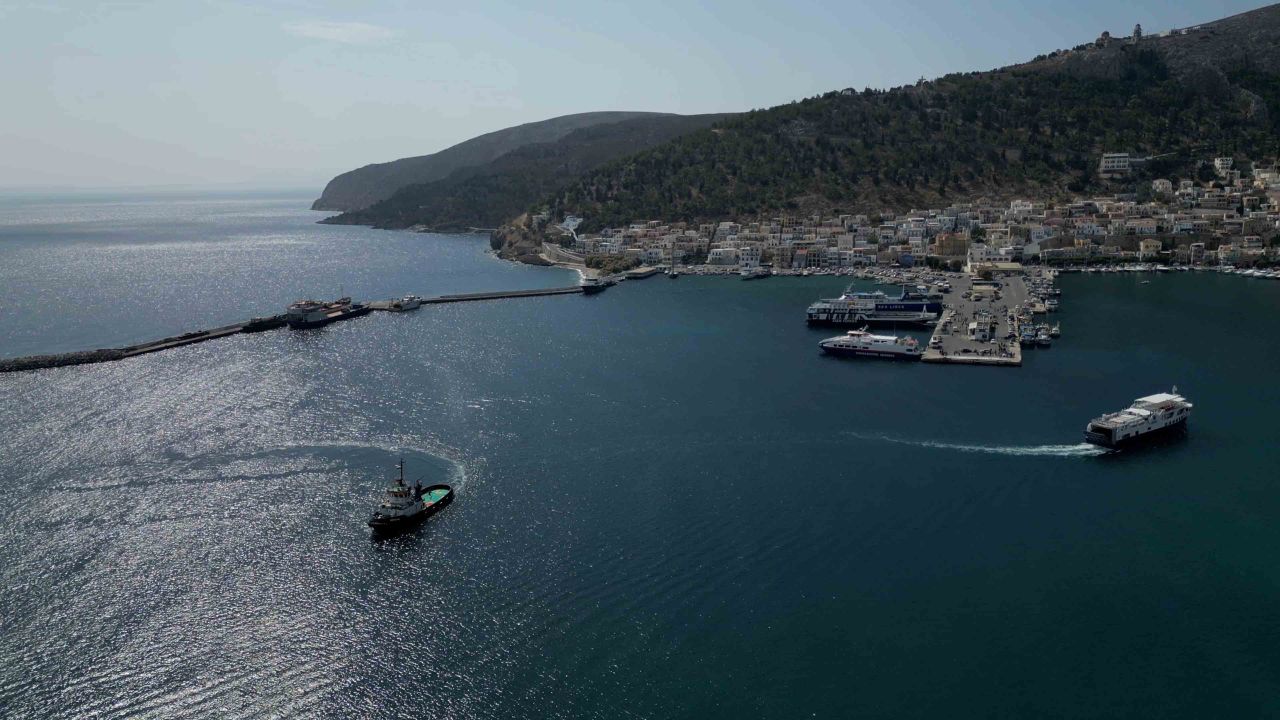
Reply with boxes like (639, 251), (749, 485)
(921, 274), (1029, 366)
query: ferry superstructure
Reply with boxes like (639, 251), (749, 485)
(1084, 388), (1192, 448)
(819, 330), (922, 360)
(807, 285), (942, 326)
(285, 297), (371, 329)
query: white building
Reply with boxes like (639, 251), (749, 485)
(1099, 153), (1131, 177)
(965, 242), (999, 272)
(707, 247), (740, 265)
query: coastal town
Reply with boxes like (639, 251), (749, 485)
(536, 155), (1280, 276)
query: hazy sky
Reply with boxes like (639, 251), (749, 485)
(0, 0), (1266, 190)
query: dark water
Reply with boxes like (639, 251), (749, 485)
(3, 194), (1280, 718)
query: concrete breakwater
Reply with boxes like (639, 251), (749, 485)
(0, 318), (287, 373)
(1, 286), (589, 375)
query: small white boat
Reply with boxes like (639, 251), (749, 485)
(389, 295), (423, 311)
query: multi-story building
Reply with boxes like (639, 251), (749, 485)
(1099, 153), (1131, 177)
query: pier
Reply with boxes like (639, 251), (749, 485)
(920, 274), (1027, 367)
(1, 286), (587, 374)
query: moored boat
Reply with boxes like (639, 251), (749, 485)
(389, 295), (423, 311)
(806, 285), (941, 326)
(286, 297), (371, 329)
(819, 329), (922, 360)
(242, 316), (286, 333)
(581, 277), (615, 295)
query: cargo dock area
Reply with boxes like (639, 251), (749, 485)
(920, 274), (1026, 367)
(914, 269), (1060, 367)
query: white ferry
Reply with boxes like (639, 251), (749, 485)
(819, 330), (923, 360)
(806, 286), (941, 326)
(1084, 388), (1192, 448)
(285, 297), (371, 329)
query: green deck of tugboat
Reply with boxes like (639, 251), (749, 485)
(423, 488), (450, 503)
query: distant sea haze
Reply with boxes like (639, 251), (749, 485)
(2, 192), (1280, 718)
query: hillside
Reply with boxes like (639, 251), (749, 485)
(320, 113), (731, 231)
(529, 5), (1280, 235)
(311, 111), (670, 211)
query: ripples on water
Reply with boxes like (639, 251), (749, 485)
(5, 195), (1280, 718)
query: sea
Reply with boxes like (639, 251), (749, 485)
(2, 191), (1279, 718)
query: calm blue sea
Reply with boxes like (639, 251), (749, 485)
(2, 192), (1280, 718)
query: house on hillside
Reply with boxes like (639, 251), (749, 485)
(1099, 153), (1131, 178)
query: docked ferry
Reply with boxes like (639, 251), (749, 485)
(819, 330), (923, 360)
(1084, 388), (1192, 448)
(806, 286), (942, 326)
(285, 297), (371, 329)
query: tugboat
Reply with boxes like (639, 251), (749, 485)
(367, 459), (454, 534)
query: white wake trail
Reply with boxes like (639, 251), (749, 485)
(845, 432), (1108, 457)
